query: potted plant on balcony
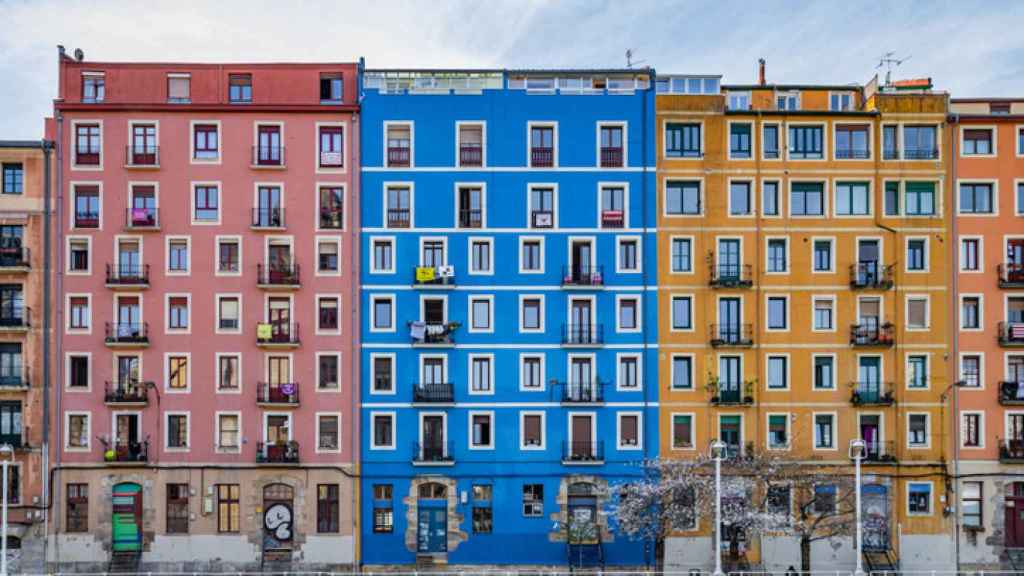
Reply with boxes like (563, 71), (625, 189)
(705, 373), (720, 404)
(743, 379), (756, 404)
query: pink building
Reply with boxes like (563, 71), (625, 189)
(47, 48), (359, 572)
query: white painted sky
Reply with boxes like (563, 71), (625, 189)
(1, 0), (1022, 139)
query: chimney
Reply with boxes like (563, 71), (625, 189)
(758, 58), (766, 86)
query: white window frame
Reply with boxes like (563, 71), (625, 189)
(956, 179), (999, 217)
(65, 235), (93, 275)
(526, 183), (559, 229)
(370, 294), (396, 333)
(959, 125), (997, 158)
(616, 411), (643, 451)
(65, 292), (92, 335)
(369, 352), (396, 395)
(907, 412), (932, 449)
(370, 411), (396, 450)
(467, 410), (495, 450)
(383, 121), (415, 168)
(315, 293), (343, 336)
(164, 235), (190, 276)
(315, 412), (343, 454)
(518, 236), (545, 274)
(726, 178), (755, 218)
(519, 411), (546, 450)
(527, 121), (559, 168)
(615, 352), (643, 392)
(670, 412), (696, 451)
(190, 181), (222, 226)
(960, 410), (986, 449)
(905, 352), (931, 390)
(69, 181), (103, 230)
(766, 412), (791, 451)
(315, 351), (342, 393)
(959, 235), (984, 273)
(811, 295), (836, 333)
(215, 352), (242, 395)
(812, 412), (838, 451)
(189, 120), (222, 165)
(164, 292), (191, 335)
(670, 354), (694, 390)
(959, 351), (985, 390)
(163, 352), (191, 394)
(765, 294), (790, 332)
(959, 293), (984, 332)
(456, 121), (487, 168)
(518, 353), (546, 392)
(518, 294), (545, 334)
(215, 411), (242, 453)
(905, 294), (931, 331)
(467, 353), (495, 396)
(467, 237), (494, 276)
(764, 236), (789, 274)
(369, 236), (396, 274)
(597, 181), (630, 228)
(615, 294), (642, 333)
(314, 235), (343, 278)
(468, 294), (494, 334)
(810, 236), (835, 274)
(812, 353), (837, 390)
(615, 235), (642, 274)
(64, 352), (92, 392)
(214, 235), (242, 277)
(383, 182), (415, 228)
(214, 293), (242, 335)
(65, 411), (91, 452)
(765, 354), (790, 391)
(669, 235), (695, 274)
(670, 294), (694, 333)
(596, 121), (628, 168)
(906, 481), (934, 516)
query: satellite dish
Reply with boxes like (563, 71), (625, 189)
(74, 48), (84, 62)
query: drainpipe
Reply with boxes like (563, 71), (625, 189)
(352, 55), (365, 570)
(41, 138), (52, 550)
(52, 109), (64, 560)
(948, 111), (961, 572)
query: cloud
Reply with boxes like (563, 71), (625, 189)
(0, 0), (1021, 139)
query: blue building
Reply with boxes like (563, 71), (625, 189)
(358, 68), (658, 568)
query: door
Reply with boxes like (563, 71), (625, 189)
(258, 186), (282, 226)
(857, 298), (881, 342)
(268, 298), (291, 341)
(115, 413), (141, 460)
(571, 241), (593, 283)
(117, 355), (140, 388)
(858, 357), (882, 402)
(118, 240), (140, 277)
(569, 357), (593, 401)
(862, 484), (890, 551)
(571, 414), (593, 459)
(417, 506), (447, 553)
(111, 483), (143, 553)
(130, 187), (156, 226)
(567, 482), (599, 544)
(423, 298), (445, 325)
(268, 244), (291, 278)
(860, 415), (881, 458)
(718, 297), (741, 343)
(1010, 415), (1024, 457)
(570, 299), (592, 344)
(718, 356), (741, 402)
(858, 240), (880, 284)
(422, 358), (443, 385)
(258, 126), (282, 165)
(459, 188), (483, 227)
(1010, 240), (1024, 282)
(262, 483), (294, 555)
(718, 239), (740, 281)
(264, 414), (290, 461)
(421, 415), (444, 461)
(1008, 483), (1024, 548)
(720, 415), (741, 457)
(131, 125), (156, 164)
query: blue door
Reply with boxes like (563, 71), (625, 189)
(417, 505), (446, 553)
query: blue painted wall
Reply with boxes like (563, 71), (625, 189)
(359, 71), (658, 566)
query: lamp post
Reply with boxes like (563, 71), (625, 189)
(849, 438), (866, 576)
(0, 443), (13, 576)
(710, 439), (726, 576)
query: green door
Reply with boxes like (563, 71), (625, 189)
(111, 483), (142, 552)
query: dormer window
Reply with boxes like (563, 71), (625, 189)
(727, 92), (750, 111)
(775, 92), (799, 111)
(831, 92), (854, 111)
(167, 74), (191, 104)
(228, 74), (252, 103)
(82, 72), (104, 103)
(320, 74), (343, 103)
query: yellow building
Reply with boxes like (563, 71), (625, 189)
(655, 69), (954, 572)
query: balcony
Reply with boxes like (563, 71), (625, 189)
(387, 146), (410, 167)
(562, 440), (605, 465)
(124, 145), (159, 168)
(459, 144), (482, 167)
(256, 382), (300, 406)
(257, 441), (300, 465)
(412, 441), (454, 466)
(103, 438), (149, 465)
(834, 148), (870, 160)
(558, 381), (605, 404)
(1000, 381), (1024, 405)
(412, 382), (455, 404)
(531, 210), (554, 228)
(0, 309), (29, 333)
(562, 323), (604, 347)
(255, 323), (300, 348)
(104, 381), (150, 406)
(387, 208), (411, 228)
(862, 440), (898, 464)
(412, 266), (455, 289)
(459, 208), (483, 228)
(257, 263), (300, 289)
(105, 264), (149, 289)
(104, 322), (148, 348)
(124, 208), (159, 230)
(999, 264), (1024, 288)
(904, 148), (939, 160)
(849, 263), (894, 290)
(721, 442), (755, 460)
(319, 207), (344, 230)
(409, 321), (458, 347)
(1000, 438), (1024, 463)
(0, 247), (29, 272)
(561, 265), (604, 289)
(73, 212), (99, 229)
(850, 323), (895, 347)
(0, 368), (28, 390)
(998, 322), (1024, 347)
(252, 208), (285, 230)
(600, 146), (623, 168)
(850, 381), (895, 406)
(252, 145), (285, 168)
(709, 263), (753, 289)
(708, 382), (754, 406)
(531, 146), (554, 167)
(709, 324), (754, 348)
(600, 210), (624, 228)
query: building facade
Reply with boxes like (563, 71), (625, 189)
(358, 69), (658, 568)
(0, 140), (52, 573)
(656, 69), (954, 571)
(47, 49), (359, 572)
(949, 98), (1024, 570)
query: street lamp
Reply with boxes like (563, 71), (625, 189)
(849, 438), (866, 576)
(710, 439), (727, 576)
(0, 444), (12, 576)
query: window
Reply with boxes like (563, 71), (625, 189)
(470, 485), (493, 533)
(317, 484), (340, 533)
(167, 355), (188, 391)
(82, 73), (104, 103)
(909, 414), (928, 446)
(228, 74), (252, 103)
(372, 413), (394, 448)
(767, 297), (787, 330)
(671, 238), (692, 272)
(729, 123), (752, 158)
(767, 356), (788, 389)
(470, 413), (493, 448)
(168, 296), (189, 331)
(729, 181), (752, 216)
(908, 483), (932, 515)
(318, 415), (340, 451)
(619, 414), (640, 448)
(217, 414), (240, 449)
(521, 355), (543, 390)
(791, 182), (824, 216)
(167, 414), (188, 449)
(768, 414), (789, 448)
(962, 413), (981, 447)
(1, 164), (22, 195)
(904, 125), (938, 159)
(217, 484), (240, 533)
(883, 125), (899, 159)
(767, 239), (787, 272)
(907, 239), (927, 271)
(216, 238), (239, 274)
(907, 297), (928, 329)
(319, 354), (340, 390)
(962, 295), (978, 327)
(522, 413), (543, 448)
(789, 125), (823, 159)
(372, 484), (393, 533)
(470, 239), (492, 274)
(385, 186), (411, 228)
(73, 186), (99, 228)
(317, 73), (344, 103)
(520, 239), (542, 272)
(69, 355), (89, 389)
(813, 240), (832, 272)
(762, 181), (779, 215)
(831, 92), (853, 111)
(1019, 183), (1024, 215)
(666, 123), (701, 158)
(599, 125), (624, 167)
(217, 296), (239, 332)
(767, 485), (791, 518)
(763, 125), (779, 159)
(74, 123), (101, 166)
(963, 128), (993, 155)
(961, 238), (980, 271)
(884, 181), (900, 216)
(193, 185), (219, 222)
(318, 296), (339, 332)
(521, 297), (542, 332)
(727, 92), (750, 111)
(618, 238), (639, 272)
(814, 414), (835, 449)
(457, 123), (484, 167)
(908, 355), (928, 389)
(671, 296), (692, 330)
(835, 124), (869, 159)
(530, 124), (555, 167)
(69, 296), (89, 331)
(166, 483), (189, 534)
(529, 186), (555, 228)
(672, 414), (693, 449)
(371, 238), (393, 273)
(470, 297), (492, 332)
(814, 485), (837, 514)
(66, 483), (88, 532)
(813, 298), (834, 330)
(835, 182), (870, 215)
(167, 239), (188, 273)
(193, 124), (219, 160)
(319, 126), (344, 168)
(372, 296), (393, 331)
(372, 355), (394, 393)
(813, 356), (834, 390)
(618, 297), (639, 331)
(672, 356), (693, 389)
(523, 484), (544, 516)
(962, 482), (982, 528)
(961, 355), (981, 388)
(616, 355), (640, 390)
(319, 186), (344, 229)
(168, 74), (191, 103)
(959, 183), (994, 214)
(666, 181), (701, 215)
(776, 92), (798, 110)
(218, 355), (239, 391)
(317, 239), (339, 274)
(69, 238), (89, 272)
(470, 355), (492, 393)
(67, 413), (89, 449)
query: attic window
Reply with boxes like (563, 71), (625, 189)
(990, 102), (1011, 115)
(320, 73), (343, 103)
(82, 72), (105, 103)
(228, 74), (252, 103)
(167, 74), (191, 104)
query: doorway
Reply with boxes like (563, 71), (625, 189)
(262, 483), (294, 560)
(111, 483), (142, 553)
(862, 484), (890, 551)
(417, 482), (448, 553)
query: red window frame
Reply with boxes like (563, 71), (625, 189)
(75, 124), (101, 165)
(319, 126), (344, 167)
(193, 124), (219, 159)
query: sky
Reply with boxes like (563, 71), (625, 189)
(1, 0), (1022, 139)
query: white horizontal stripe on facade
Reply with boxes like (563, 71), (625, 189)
(658, 168), (946, 176)
(658, 225), (947, 233)
(363, 166), (655, 173)
(362, 402), (658, 409)
(360, 227), (656, 234)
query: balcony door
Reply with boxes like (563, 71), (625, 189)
(117, 240), (140, 277)
(257, 126), (282, 165)
(1010, 298), (1024, 324)
(858, 356), (881, 399)
(268, 298), (291, 340)
(858, 239), (880, 283)
(268, 243), (291, 272)
(570, 414), (594, 458)
(718, 239), (740, 280)
(570, 240), (593, 280)
(718, 297), (741, 342)
(858, 298), (881, 330)
(718, 356), (741, 402)
(422, 241), (444, 269)
(421, 415), (445, 460)
(859, 414), (881, 458)
(114, 413), (140, 451)
(117, 297), (140, 333)
(265, 414), (291, 448)
(719, 415), (741, 456)
(569, 357), (593, 401)
(257, 186), (282, 227)
(422, 358), (444, 385)
(131, 124), (156, 164)
(117, 356), (140, 387)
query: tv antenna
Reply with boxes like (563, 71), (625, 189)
(626, 49), (646, 69)
(877, 52), (910, 86)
